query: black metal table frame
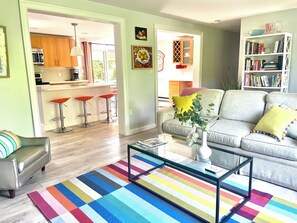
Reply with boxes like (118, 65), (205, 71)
(128, 144), (253, 223)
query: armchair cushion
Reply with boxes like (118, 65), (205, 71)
(0, 130), (22, 158)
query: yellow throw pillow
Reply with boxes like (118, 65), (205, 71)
(253, 106), (297, 141)
(172, 93), (197, 114)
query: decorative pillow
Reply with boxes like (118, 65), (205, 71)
(172, 93), (197, 114)
(253, 106), (297, 141)
(0, 130), (22, 158)
(278, 104), (297, 139)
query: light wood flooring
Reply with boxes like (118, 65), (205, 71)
(0, 121), (296, 222)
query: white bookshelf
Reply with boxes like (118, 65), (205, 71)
(242, 32), (292, 92)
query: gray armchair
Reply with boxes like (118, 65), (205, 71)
(0, 135), (51, 198)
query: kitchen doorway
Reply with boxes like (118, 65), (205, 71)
(20, 3), (126, 135)
(156, 26), (203, 109)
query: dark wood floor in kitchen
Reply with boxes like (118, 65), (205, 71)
(0, 121), (157, 223)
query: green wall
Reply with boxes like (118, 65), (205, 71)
(0, 0), (34, 136)
(1, 0), (239, 135)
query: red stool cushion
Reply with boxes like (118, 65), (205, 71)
(50, 97), (70, 104)
(75, 96), (94, 101)
(99, 93), (115, 99)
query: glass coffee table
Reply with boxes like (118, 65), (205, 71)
(127, 134), (253, 223)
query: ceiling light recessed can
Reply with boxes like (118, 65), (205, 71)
(214, 20), (221, 23)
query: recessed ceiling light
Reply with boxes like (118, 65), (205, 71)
(30, 27), (38, 29)
(214, 20), (221, 23)
(81, 32), (88, 35)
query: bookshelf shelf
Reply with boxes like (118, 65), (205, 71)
(242, 32), (292, 92)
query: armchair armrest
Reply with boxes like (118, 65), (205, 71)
(0, 159), (19, 189)
(18, 136), (51, 153)
(157, 108), (175, 134)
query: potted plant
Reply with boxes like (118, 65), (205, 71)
(174, 93), (217, 161)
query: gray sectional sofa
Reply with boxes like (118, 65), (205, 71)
(157, 89), (297, 190)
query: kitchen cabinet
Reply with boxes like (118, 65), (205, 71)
(173, 37), (193, 65)
(30, 35), (78, 67)
(169, 80), (192, 101)
(30, 35), (42, 48)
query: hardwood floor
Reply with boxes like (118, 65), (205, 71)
(0, 121), (296, 222)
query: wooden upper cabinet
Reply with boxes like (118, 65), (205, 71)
(30, 35), (42, 48)
(32, 34), (77, 67)
(172, 37), (193, 65)
(55, 38), (72, 67)
(41, 36), (57, 67)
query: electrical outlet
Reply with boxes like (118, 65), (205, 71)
(58, 73), (61, 78)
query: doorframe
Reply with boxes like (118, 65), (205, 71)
(19, 1), (128, 136)
(154, 24), (203, 109)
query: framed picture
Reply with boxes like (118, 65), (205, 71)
(132, 45), (153, 69)
(135, 27), (147, 40)
(0, 25), (9, 78)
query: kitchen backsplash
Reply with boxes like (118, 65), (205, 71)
(34, 66), (86, 82)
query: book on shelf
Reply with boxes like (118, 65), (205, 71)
(136, 138), (167, 148)
(271, 73), (281, 87)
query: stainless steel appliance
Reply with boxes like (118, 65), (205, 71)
(32, 49), (44, 65)
(35, 73), (49, 85)
(70, 68), (79, 80)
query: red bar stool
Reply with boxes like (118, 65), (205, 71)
(99, 93), (117, 123)
(75, 96), (94, 128)
(50, 97), (72, 133)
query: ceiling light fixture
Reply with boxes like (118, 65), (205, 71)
(70, 23), (84, 56)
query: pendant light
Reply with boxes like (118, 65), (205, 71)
(70, 23), (84, 56)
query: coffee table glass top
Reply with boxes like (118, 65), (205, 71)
(129, 134), (252, 181)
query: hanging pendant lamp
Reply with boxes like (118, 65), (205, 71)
(70, 23), (84, 56)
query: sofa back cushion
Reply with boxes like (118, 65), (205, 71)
(219, 90), (267, 124)
(198, 89), (225, 117)
(266, 92), (297, 139)
(265, 92), (297, 112)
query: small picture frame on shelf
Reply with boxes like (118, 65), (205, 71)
(135, 27), (147, 41)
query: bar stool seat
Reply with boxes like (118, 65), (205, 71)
(50, 97), (72, 133)
(75, 96), (94, 128)
(99, 93), (117, 123)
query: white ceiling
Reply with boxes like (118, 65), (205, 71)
(28, 0), (297, 42)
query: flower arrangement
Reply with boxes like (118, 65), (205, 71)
(174, 93), (217, 146)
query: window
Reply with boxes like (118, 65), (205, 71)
(92, 44), (116, 83)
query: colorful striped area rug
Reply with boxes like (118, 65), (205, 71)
(28, 154), (297, 223)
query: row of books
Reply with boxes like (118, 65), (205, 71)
(245, 41), (265, 55)
(244, 73), (282, 87)
(273, 38), (285, 53)
(245, 58), (266, 71)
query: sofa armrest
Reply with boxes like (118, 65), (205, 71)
(18, 136), (51, 153)
(0, 159), (19, 189)
(157, 108), (175, 134)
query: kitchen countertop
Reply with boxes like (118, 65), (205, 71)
(37, 83), (116, 91)
(49, 80), (89, 85)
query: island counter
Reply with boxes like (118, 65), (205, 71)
(37, 83), (116, 131)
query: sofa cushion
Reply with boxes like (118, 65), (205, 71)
(198, 89), (225, 117)
(242, 133), (297, 161)
(172, 93), (197, 114)
(219, 90), (267, 124)
(162, 119), (194, 137)
(265, 92), (297, 112)
(287, 123), (297, 139)
(6, 145), (47, 173)
(253, 106), (297, 141)
(0, 130), (22, 158)
(208, 119), (255, 148)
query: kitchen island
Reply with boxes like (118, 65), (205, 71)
(37, 83), (116, 131)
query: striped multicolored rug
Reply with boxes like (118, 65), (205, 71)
(28, 154), (297, 223)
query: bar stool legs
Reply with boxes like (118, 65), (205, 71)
(50, 97), (72, 133)
(99, 93), (117, 123)
(75, 96), (94, 128)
